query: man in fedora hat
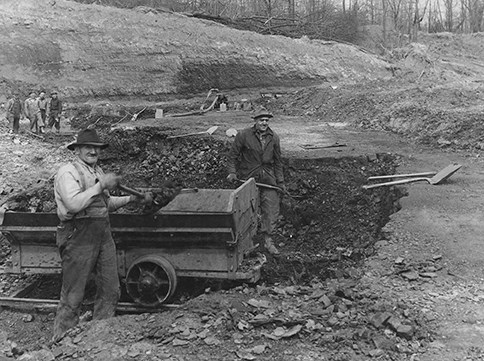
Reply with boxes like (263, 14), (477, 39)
(227, 108), (285, 255)
(52, 128), (151, 342)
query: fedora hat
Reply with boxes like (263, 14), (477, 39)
(252, 108), (273, 120)
(67, 128), (109, 150)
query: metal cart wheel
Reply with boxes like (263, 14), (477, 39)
(125, 255), (177, 307)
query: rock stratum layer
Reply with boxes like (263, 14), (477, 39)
(0, 0), (391, 99)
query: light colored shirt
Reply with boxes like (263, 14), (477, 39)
(54, 159), (130, 221)
(24, 98), (39, 118)
(37, 97), (48, 111)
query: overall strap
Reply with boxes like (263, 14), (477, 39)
(72, 161), (87, 192)
(72, 161), (109, 213)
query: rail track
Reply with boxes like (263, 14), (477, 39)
(0, 295), (180, 313)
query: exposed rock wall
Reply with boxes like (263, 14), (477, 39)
(0, 0), (391, 99)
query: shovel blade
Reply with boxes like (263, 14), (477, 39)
(168, 126), (218, 139)
(429, 163), (462, 184)
(206, 126), (218, 135)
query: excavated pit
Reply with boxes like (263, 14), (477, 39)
(1, 125), (405, 302)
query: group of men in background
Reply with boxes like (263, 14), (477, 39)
(5, 90), (63, 134)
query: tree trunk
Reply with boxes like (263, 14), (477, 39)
(287, 0), (295, 18)
(382, 0), (387, 46)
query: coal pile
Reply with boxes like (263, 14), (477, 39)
(263, 155), (402, 283)
(102, 127), (231, 190)
(1, 181), (56, 213)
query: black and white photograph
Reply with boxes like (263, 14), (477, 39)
(0, 0), (483, 360)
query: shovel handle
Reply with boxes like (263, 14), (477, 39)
(368, 172), (436, 180)
(363, 177), (429, 189)
(118, 184), (144, 197)
(238, 179), (282, 192)
(167, 131), (206, 139)
(118, 184), (160, 206)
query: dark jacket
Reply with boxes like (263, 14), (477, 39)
(47, 97), (62, 114)
(6, 98), (22, 117)
(228, 125), (284, 186)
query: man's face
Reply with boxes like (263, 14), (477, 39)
(29, 92), (36, 99)
(255, 117), (270, 132)
(39, 92), (45, 99)
(51, 93), (57, 99)
(76, 145), (101, 166)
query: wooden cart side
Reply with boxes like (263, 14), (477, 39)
(0, 212), (60, 274)
(229, 178), (259, 250)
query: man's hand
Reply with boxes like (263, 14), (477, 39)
(140, 192), (153, 206)
(227, 173), (238, 182)
(99, 173), (121, 191)
(129, 192), (153, 205)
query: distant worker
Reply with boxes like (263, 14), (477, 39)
(46, 90), (63, 133)
(227, 108), (285, 255)
(214, 93), (228, 111)
(37, 91), (48, 134)
(52, 128), (152, 342)
(5, 92), (23, 134)
(24, 91), (40, 134)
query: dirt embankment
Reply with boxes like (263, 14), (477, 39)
(255, 33), (484, 151)
(0, 0), (391, 102)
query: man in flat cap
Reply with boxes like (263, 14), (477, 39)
(52, 128), (151, 342)
(46, 90), (63, 133)
(227, 109), (285, 255)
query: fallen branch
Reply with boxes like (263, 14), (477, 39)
(27, 131), (44, 140)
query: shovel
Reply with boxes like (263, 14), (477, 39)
(368, 171), (437, 181)
(118, 184), (161, 208)
(363, 163), (462, 189)
(167, 126), (218, 139)
(118, 184), (198, 207)
(237, 179), (304, 200)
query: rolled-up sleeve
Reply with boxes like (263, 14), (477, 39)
(107, 196), (131, 212)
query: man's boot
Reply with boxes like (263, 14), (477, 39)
(264, 235), (280, 255)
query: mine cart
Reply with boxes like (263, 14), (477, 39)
(0, 179), (265, 307)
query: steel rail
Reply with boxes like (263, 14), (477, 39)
(0, 296), (180, 313)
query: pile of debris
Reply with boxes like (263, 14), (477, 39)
(5, 277), (432, 361)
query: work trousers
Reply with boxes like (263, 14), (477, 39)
(39, 109), (46, 125)
(11, 115), (20, 134)
(53, 218), (120, 340)
(28, 115), (37, 133)
(47, 110), (61, 130)
(259, 188), (280, 236)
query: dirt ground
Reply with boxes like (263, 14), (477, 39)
(0, 108), (483, 360)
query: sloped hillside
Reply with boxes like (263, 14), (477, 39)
(0, 0), (391, 100)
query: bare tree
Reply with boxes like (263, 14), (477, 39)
(287, 0), (296, 18)
(444, 0), (454, 31)
(382, 0), (388, 44)
(464, 0), (484, 32)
